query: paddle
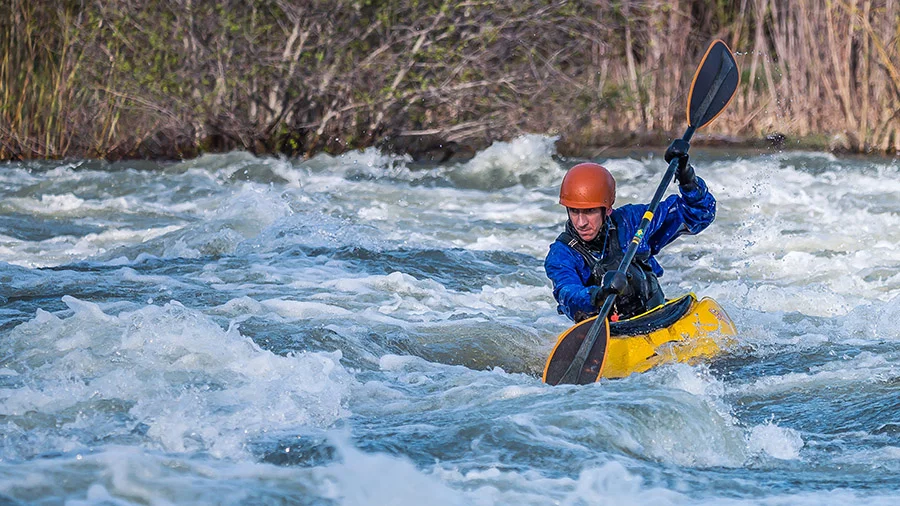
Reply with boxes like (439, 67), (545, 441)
(549, 40), (740, 385)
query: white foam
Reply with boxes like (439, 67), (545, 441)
(260, 298), (353, 319)
(447, 134), (563, 190)
(1, 296), (353, 459)
(317, 436), (467, 506)
(842, 293), (900, 340)
(563, 461), (686, 505)
(3, 443), (899, 506)
(747, 422), (804, 460)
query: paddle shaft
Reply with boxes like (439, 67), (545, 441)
(556, 125), (697, 385)
(546, 40), (739, 385)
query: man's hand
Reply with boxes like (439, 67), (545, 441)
(665, 139), (698, 191)
(589, 271), (627, 307)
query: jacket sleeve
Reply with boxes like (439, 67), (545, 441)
(544, 240), (595, 321)
(644, 176), (716, 254)
(612, 176), (716, 275)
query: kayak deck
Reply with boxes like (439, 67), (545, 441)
(543, 294), (737, 382)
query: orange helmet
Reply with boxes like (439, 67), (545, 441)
(558, 163), (616, 209)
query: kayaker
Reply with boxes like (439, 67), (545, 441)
(544, 140), (716, 322)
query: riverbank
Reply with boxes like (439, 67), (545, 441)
(385, 129), (888, 166)
(3, 129), (885, 166)
(4, 1), (899, 161)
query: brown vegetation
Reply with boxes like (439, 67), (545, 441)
(1, 0), (899, 161)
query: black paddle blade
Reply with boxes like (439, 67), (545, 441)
(687, 40), (740, 129)
(542, 317), (610, 385)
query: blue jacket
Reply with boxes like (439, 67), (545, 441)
(544, 178), (716, 321)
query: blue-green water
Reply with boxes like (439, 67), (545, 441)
(1, 136), (899, 504)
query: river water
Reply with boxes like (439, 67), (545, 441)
(1, 135), (899, 505)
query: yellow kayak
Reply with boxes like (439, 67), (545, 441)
(543, 293), (737, 384)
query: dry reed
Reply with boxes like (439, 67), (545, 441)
(1, 0), (898, 160)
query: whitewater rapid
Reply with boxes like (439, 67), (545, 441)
(1, 135), (899, 504)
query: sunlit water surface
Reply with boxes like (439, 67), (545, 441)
(1, 135), (900, 505)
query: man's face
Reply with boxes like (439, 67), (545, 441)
(567, 207), (608, 242)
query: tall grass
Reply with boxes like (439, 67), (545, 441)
(729, 0), (900, 152)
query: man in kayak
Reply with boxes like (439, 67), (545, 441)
(544, 140), (716, 322)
